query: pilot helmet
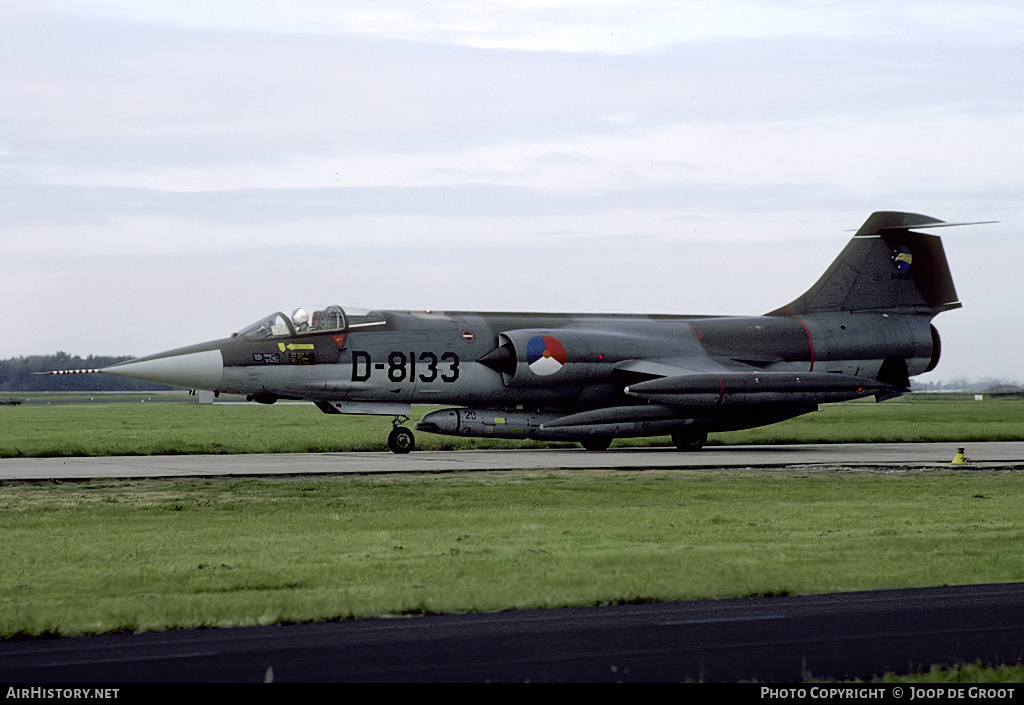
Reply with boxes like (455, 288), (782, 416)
(292, 308), (309, 326)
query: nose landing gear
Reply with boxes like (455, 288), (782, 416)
(388, 415), (415, 454)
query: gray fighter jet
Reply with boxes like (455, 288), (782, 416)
(92, 211), (983, 453)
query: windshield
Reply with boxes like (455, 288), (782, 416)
(237, 305), (384, 339)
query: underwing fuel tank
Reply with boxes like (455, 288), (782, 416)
(415, 407), (649, 441)
(415, 407), (710, 441)
(416, 408), (567, 439)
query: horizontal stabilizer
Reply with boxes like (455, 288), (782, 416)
(878, 221), (998, 231)
(854, 212), (997, 234)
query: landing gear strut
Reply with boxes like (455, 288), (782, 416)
(388, 415), (415, 454)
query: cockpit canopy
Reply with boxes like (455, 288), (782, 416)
(237, 305), (385, 339)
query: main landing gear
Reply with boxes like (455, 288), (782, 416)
(579, 437), (613, 451)
(671, 430), (707, 451)
(388, 415), (415, 454)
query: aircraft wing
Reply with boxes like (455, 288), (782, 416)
(613, 357), (740, 379)
(612, 350), (900, 404)
(538, 354), (897, 435)
(621, 368), (897, 406)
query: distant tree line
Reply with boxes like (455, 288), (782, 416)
(911, 378), (1024, 394)
(0, 353), (177, 392)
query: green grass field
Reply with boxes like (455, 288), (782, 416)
(2, 394), (1022, 457)
(3, 469), (1024, 642)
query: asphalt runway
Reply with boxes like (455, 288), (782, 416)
(3, 582), (1024, 682)
(2, 442), (1023, 480)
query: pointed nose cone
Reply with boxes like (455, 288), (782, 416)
(102, 349), (224, 391)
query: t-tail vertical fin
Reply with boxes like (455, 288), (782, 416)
(767, 211), (979, 317)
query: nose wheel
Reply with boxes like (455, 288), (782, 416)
(388, 416), (415, 454)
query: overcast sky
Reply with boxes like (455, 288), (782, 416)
(3, 1), (1021, 382)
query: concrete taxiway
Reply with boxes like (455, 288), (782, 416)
(2, 442), (1022, 480)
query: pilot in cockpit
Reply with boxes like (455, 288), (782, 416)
(292, 308), (310, 333)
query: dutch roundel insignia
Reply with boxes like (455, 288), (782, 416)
(526, 335), (567, 376)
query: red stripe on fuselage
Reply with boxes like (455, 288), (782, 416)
(786, 306), (815, 372)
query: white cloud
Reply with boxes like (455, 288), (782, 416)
(29, 108), (1024, 201)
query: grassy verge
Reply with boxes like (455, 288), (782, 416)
(870, 662), (1024, 683)
(1, 395), (1022, 458)
(2, 469), (1024, 640)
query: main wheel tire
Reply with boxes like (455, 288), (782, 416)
(580, 437), (613, 451)
(388, 427), (415, 454)
(671, 430), (707, 451)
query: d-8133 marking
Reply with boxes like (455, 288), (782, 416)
(351, 351), (460, 383)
